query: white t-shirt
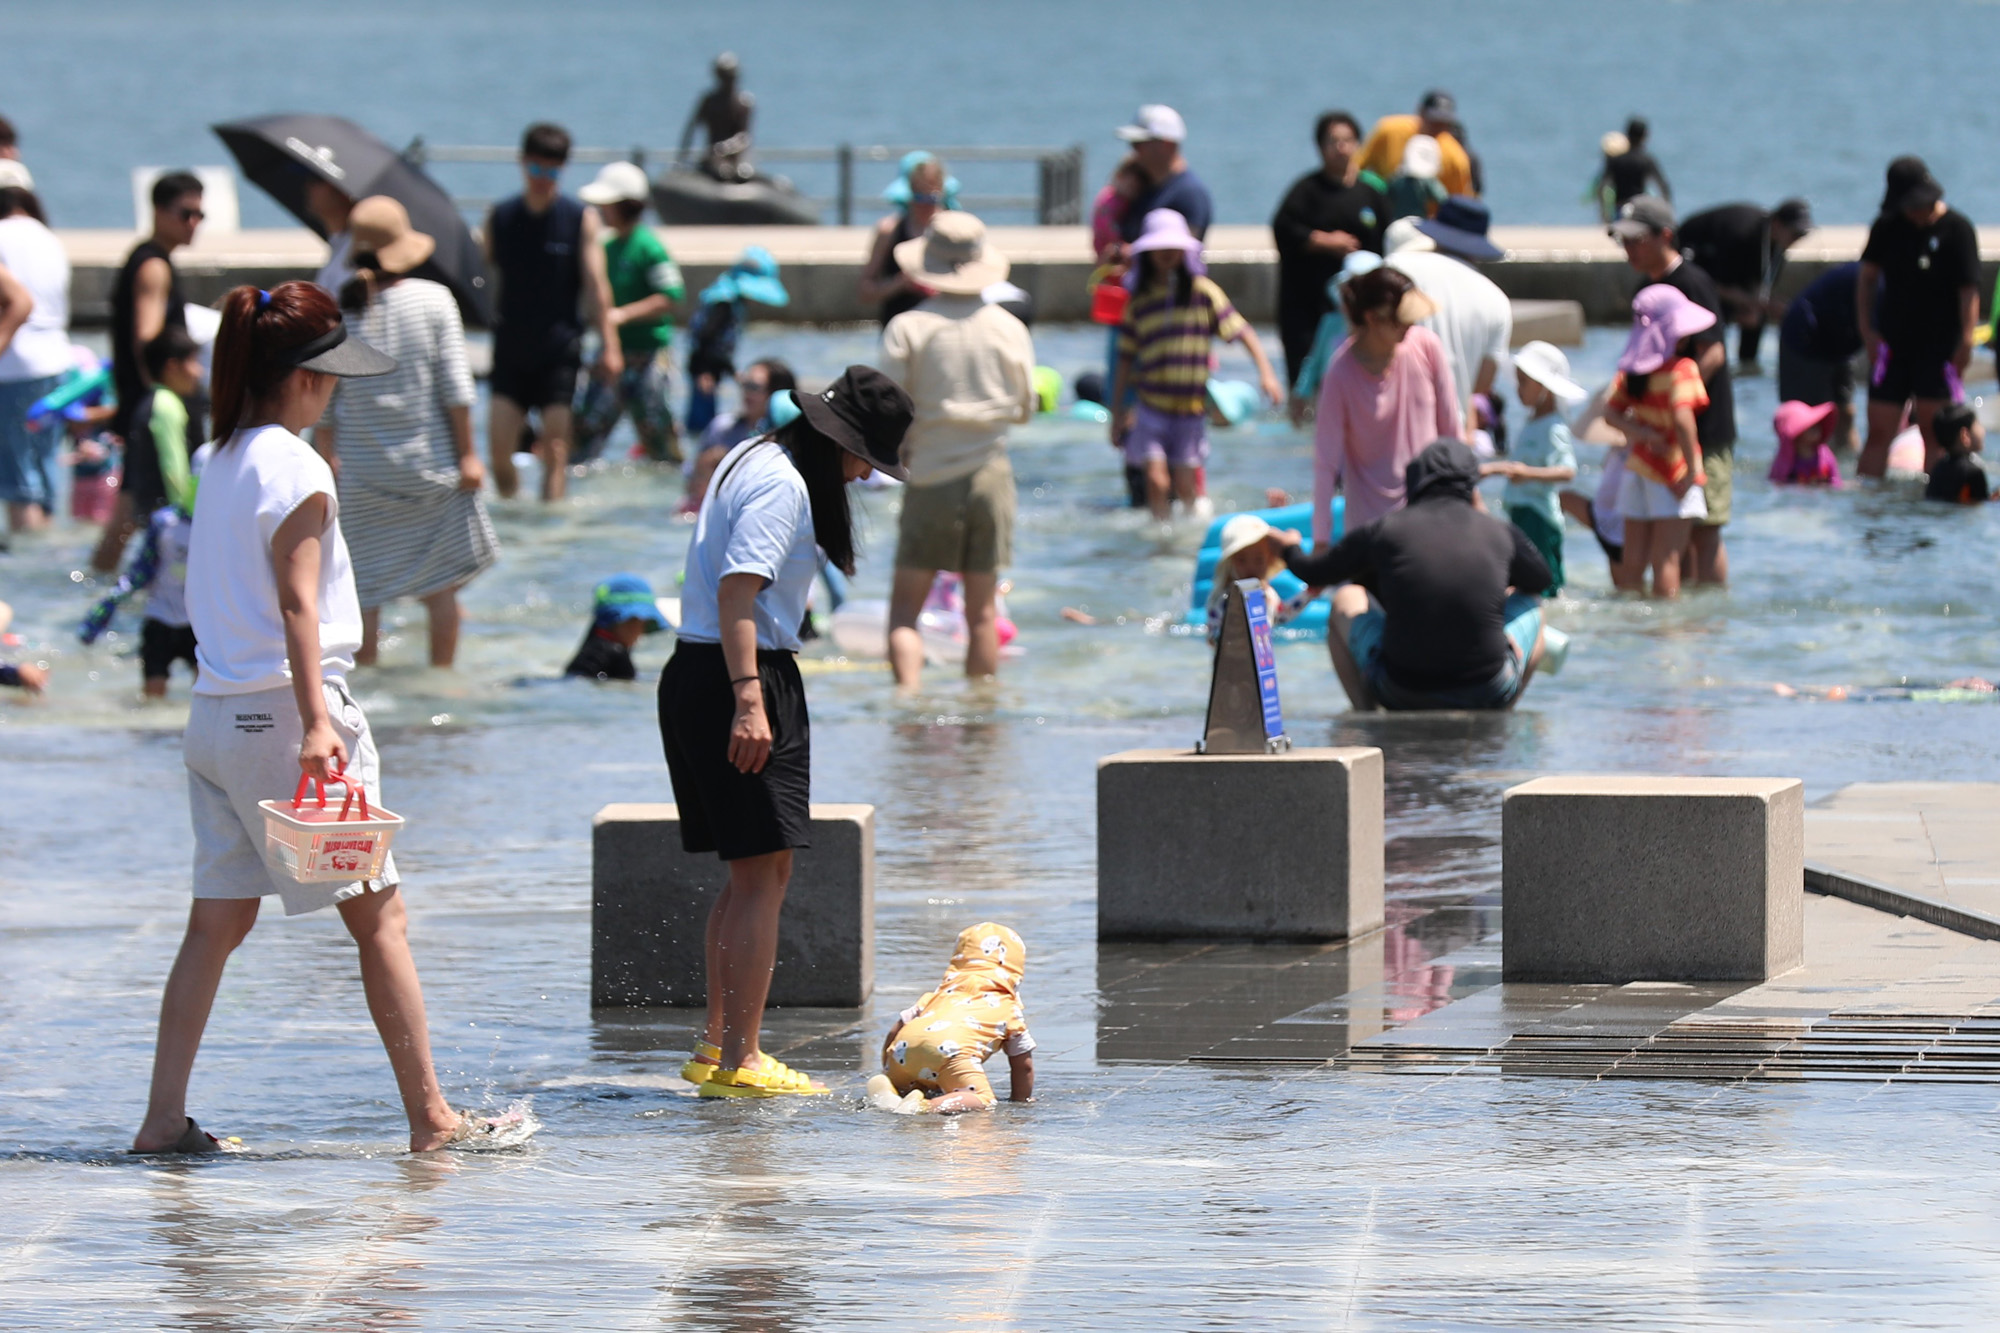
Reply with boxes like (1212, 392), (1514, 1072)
(1385, 250), (1511, 416)
(0, 215), (73, 381)
(677, 438), (817, 652)
(187, 425), (364, 694)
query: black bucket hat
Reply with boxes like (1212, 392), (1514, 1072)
(798, 365), (914, 482)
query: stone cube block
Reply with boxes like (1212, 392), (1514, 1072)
(591, 803), (874, 1007)
(1097, 747), (1384, 941)
(1502, 776), (1804, 983)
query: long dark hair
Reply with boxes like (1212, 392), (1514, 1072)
(0, 186), (45, 224)
(1342, 266), (1417, 326)
(1138, 249), (1194, 304)
(210, 281), (342, 442)
(773, 417), (858, 575)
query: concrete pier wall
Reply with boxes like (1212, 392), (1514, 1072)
(54, 224), (2000, 329)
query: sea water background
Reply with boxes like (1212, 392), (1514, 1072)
(9, 0), (2000, 228)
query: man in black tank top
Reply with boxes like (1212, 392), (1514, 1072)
(485, 123), (621, 502)
(91, 171), (202, 571)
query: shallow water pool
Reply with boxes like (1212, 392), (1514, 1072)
(5, 325), (2000, 1329)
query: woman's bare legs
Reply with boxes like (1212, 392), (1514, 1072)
(421, 588), (462, 668)
(338, 887), (460, 1151)
(710, 850), (793, 1069)
(357, 607), (382, 666)
(133, 898), (261, 1151)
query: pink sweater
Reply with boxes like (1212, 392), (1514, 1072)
(1312, 325), (1460, 541)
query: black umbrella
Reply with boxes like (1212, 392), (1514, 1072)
(213, 113), (492, 326)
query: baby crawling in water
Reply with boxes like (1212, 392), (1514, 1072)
(872, 923), (1035, 1114)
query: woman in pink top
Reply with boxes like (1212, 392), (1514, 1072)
(1313, 266), (1460, 542)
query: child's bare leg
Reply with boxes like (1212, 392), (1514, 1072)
(1144, 456), (1172, 520)
(1621, 519), (1655, 596)
(1651, 519), (1692, 598)
(926, 1068), (997, 1115)
(1170, 464), (1199, 513)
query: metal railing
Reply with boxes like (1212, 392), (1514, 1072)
(403, 139), (1086, 225)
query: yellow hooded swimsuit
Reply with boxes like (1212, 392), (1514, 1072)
(884, 923), (1035, 1106)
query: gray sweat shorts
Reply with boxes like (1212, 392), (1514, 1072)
(184, 679), (399, 916)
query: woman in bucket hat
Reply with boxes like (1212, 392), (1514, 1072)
(663, 366), (913, 1097)
(320, 196), (497, 669)
(1110, 209), (1283, 520)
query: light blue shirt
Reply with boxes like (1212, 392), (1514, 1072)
(677, 438), (817, 652)
(1503, 413), (1577, 529)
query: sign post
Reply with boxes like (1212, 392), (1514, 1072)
(1198, 580), (1291, 755)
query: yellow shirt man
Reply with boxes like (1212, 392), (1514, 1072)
(1359, 114), (1474, 199)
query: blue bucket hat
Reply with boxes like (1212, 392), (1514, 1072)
(698, 245), (791, 308)
(1414, 196), (1504, 262)
(592, 574), (669, 632)
(881, 150), (961, 212)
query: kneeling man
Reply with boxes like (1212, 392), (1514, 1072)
(1281, 439), (1551, 711)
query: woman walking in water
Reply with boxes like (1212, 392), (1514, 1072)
(133, 282), (496, 1153)
(663, 366), (911, 1097)
(318, 196), (497, 668)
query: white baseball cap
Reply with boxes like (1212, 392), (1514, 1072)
(0, 160), (33, 191)
(1116, 105), (1187, 145)
(579, 161), (651, 206)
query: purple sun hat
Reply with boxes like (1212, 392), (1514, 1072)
(1618, 283), (1717, 374)
(1126, 208), (1207, 277)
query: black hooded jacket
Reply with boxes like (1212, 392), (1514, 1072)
(1284, 441), (1551, 691)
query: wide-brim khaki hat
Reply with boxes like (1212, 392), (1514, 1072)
(347, 195), (436, 276)
(893, 212), (1009, 296)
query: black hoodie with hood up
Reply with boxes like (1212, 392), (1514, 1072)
(1285, 440), (1551, 692)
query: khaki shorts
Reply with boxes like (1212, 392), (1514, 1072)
(894, 455), (1015, 575)
(1698, 450), (1732, 527)
(184, 679), (398, 916)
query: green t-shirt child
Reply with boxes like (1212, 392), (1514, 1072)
(603, 227), (686, 356)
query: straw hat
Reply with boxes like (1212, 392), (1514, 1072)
(894, 212), (1009, 296)
(347, 195), (435, 275)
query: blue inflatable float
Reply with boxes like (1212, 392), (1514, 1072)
(1185, 499), (1343, 641)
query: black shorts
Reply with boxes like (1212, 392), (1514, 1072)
(140, 618), (198, 681)
(491, 333), (582, 410)
(657, 640), (811, 861)
(1868, 344), (1954, 405)
(1777, 341), (1855, 409)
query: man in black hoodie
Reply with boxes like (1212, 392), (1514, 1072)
(1279, 439), (1551, 711)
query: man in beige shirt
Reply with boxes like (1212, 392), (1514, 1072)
(879, 213), (1036, 689)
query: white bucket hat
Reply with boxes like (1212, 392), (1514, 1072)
(1399, 134), (1442, 181)
(0, 160), (34, 191)
(1513, 340), (1587, 405)
(579, 161), (650, 207)
(1218, 514), (1276, 566)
